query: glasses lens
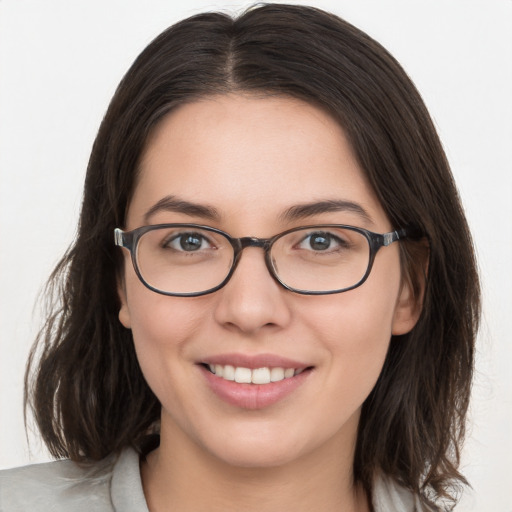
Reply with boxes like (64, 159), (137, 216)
(270, 227), (371, 292)
(135, 226), (234, 295)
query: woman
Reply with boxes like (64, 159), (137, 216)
(0, 4), (480, 511)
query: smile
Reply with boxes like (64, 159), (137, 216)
(207, 364), (305, 384)
(199, 355), (313, 409)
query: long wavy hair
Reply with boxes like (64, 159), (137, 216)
(25, 4), (480, 509)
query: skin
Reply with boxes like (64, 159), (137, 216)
(118, 94), (421, 512)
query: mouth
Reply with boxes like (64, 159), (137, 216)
(198, 354), (314, 409)
(202, 363), (308, 385)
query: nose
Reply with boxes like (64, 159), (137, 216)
(213, 246), (292, 335)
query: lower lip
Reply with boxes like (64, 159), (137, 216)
(200, 366), (312, 410)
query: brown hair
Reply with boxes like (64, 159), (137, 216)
(25, 4), (480, 509)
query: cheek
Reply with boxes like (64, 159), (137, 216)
(129, 297), (199, 346)
(302, 297), (395, 429)
(314, 292), (394, 381)
(122, 263), (206, 344)
(121, 274), (209, 383)
(301, 256), (402, 390)
(305, 266), (401, 349)
(124, 292), (217, 434)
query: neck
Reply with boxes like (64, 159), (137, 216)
(141, 415), (370, 512)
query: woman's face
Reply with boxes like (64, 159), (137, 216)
(118, 94), (419, 469)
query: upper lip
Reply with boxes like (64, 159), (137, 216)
(199, 353), (311, 370)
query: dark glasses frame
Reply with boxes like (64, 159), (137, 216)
(114, 223), (419, 297)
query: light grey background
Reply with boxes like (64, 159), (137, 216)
(1, 1), (511, 510)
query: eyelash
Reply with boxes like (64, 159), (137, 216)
(296, 231), (350, 252)
(162, 232), (214, 252)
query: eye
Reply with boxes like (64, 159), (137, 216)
(298, 231), (347, 252)
(164, 232), (213, 252)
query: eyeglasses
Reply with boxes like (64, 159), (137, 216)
(114, 224), (414, 297)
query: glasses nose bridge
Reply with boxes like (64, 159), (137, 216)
(238, 236), (271, 251)
(232, 236), (274, 273)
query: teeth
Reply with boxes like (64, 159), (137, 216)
(284, 368), (295, 378)
(207, 364), (303, 384)
(234, 367), (252, 383)
(270, 367), (284, 382)
(223, 365), (235, 381)
(252, 367), (271, 384)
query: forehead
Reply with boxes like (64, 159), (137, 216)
(128, 94), (389, 231)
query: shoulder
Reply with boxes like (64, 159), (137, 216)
(373, 474), (428, 512)
(0, 456), (114, 512)
(0, 448), (146, 512)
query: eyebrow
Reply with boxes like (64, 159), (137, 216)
(143, 196), (373, 226)
(143, 195), (220, 223)
(279, 199), (374, 224)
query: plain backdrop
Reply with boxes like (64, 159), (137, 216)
(1, 1), (511, 510)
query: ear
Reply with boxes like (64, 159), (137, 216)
(117, 279), (132, 329)
(392, 239), (429, 335)
(391, 278), (423, 335)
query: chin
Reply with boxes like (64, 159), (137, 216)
(196, 418), (348, 471)
(208, 440), (306, 470)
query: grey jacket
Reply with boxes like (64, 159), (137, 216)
(0, 448), (422, 511)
